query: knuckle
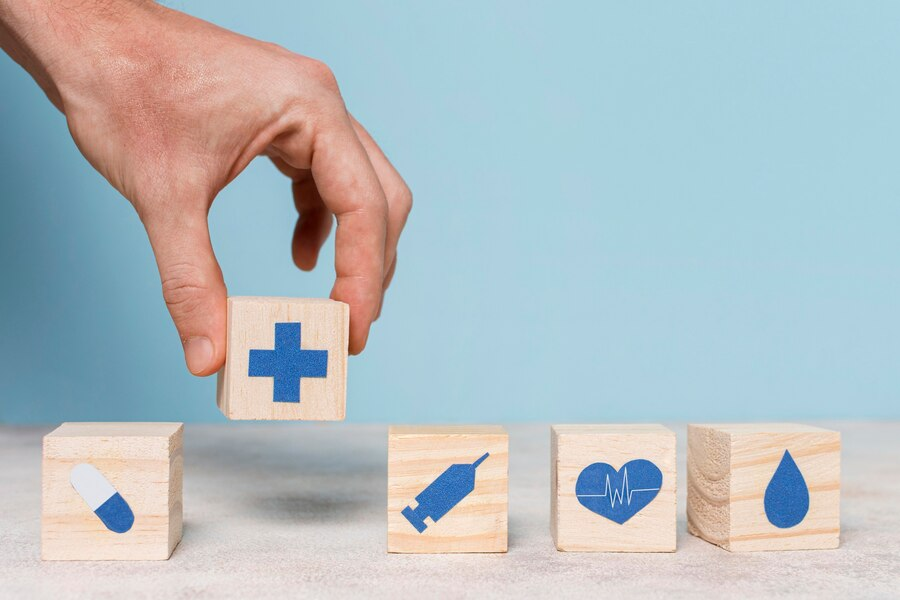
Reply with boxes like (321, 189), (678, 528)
(394, 183), (413, 217)
(264, 41), (290, 56)
(284, 58), (346, 128)
(303, 58), (340, 93)
(160, 263), (213, 319)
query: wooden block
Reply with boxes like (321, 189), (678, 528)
(41, 422), (184, 560)
(387, 425), (508, 553)
(687, 423), (841, 552)
(551, 424), (676, 552)
(216, 296), (349, 420)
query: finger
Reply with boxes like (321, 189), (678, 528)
(273, 111), (388, 354)
(348, 116), (412, 282)
(375, 254), (398, 321)
(142, 204), (227, 376)
(383, 253), (398, 291)
(268, 157), (333, 270)
(291, 171), (333, 270)
(269, 154), (302, 179)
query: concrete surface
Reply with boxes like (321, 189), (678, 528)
(1, 422), (897, 599)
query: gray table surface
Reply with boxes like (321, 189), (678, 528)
(1, 422), (898, 599)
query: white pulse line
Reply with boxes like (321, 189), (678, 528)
(576, 467), (660, 508)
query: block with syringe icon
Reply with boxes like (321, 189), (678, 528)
(401, 452), (490, 533)
(388, 426), (508, 553)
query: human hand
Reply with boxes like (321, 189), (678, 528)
(0, 0), (411, 375)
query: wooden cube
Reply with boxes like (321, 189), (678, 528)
(216, 296), (349, 420)
(42, 422), (184, 560)
(551, 424), (676, 552)
(387, 425), (508, 553)
(687, 423), (841, 551)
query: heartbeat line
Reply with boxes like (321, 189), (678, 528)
(576, 466), (660, 508)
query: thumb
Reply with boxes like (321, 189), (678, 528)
(143, 207), (227, 377)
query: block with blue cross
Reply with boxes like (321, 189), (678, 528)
(216, 297), (349, 420)
(249, 323), (328, 403)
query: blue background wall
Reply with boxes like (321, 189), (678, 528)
(1, 1), (898, 423)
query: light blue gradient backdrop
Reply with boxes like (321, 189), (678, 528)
(1, 2), (898, 423)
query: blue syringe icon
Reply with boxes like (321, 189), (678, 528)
(401, 452), (490, 533)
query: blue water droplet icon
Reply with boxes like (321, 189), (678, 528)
(764, 450), (810, 528)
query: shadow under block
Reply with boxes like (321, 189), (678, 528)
(41, 422), (184, 561)
(551, 424), (677, 552)
(216, 296), (349, 420)
(687, 423), (841, 552)
(387, 426), (508, 553)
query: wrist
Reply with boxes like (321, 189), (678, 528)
(0, 0), (161, 111)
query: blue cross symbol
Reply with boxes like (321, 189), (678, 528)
(248, 322), (328, 403)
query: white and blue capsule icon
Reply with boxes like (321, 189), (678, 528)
(70, 463), (135, 534)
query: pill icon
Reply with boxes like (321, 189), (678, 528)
(69, 463), (135, 534)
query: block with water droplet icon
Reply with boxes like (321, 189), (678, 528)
(687, 423), (840, 551)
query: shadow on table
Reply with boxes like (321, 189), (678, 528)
(185, 426), (385, 524)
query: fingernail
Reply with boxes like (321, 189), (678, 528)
(184, 336), (214, 375)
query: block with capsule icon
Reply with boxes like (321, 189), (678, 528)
(387, 425), (508, 553)
(551, 424), (677, 552)
(41, 422), (184, 560)
(687, 423), (840, 551)
(216, 296), (349, 420)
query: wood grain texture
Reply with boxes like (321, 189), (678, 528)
(551, 424), (677, 552)
(687, 423), (841, 551)
(216, 297), (349, 420)
(387, 426), (508, 553)
(41, 422), (183, 561)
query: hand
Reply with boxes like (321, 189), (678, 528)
(0, 0), (411, 375)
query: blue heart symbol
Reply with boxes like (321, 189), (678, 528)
(575, 459), (663, 524)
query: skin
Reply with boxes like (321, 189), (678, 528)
(0, 0), (411, 375)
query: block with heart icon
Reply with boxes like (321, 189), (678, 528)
(216, 297), (349, 420)
(551, 424), (676, 552)
(687, 423), (840, 551)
